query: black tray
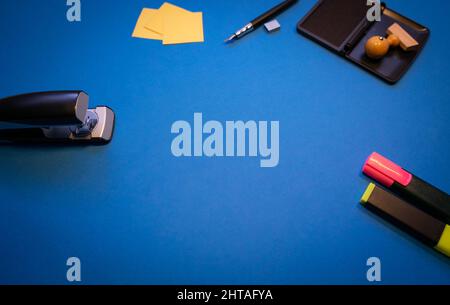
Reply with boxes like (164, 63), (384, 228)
(297, 0), (429, 84)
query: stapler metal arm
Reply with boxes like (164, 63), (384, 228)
(0, 91), (115, 144)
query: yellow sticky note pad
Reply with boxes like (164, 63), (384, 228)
(132, 2), (204, 45)
(132, 8), (162, 40)
(162, 11), (204, 45)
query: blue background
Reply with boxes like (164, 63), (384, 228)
(0, 0), (449, 284)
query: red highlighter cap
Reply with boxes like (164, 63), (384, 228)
(363, 152), (412, 187)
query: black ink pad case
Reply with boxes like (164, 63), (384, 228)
(297, 0), (429, 83)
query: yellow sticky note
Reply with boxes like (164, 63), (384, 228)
(132, 8), (162, 40)
(162, 11), (204, 45)
(144, 2), (190, 35)
(133, 2), (204, 45)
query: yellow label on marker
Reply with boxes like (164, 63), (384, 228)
(360, 183), (376, 205)
(436, 225), (450, 257)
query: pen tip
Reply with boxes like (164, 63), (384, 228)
(224, 35), (236, 43)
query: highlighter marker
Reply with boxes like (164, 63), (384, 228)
(363, 152), (450, 223)
(361, 183), (450, 257)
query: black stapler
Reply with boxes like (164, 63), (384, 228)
(0, 91), (115, 144)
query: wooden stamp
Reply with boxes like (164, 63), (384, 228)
(365, 23), (420, 59)
(386, 23), (419, 51)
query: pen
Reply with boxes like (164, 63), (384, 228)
(225, 0), (298, 43)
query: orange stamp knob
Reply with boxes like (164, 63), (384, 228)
(365, 36), (390, 59)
